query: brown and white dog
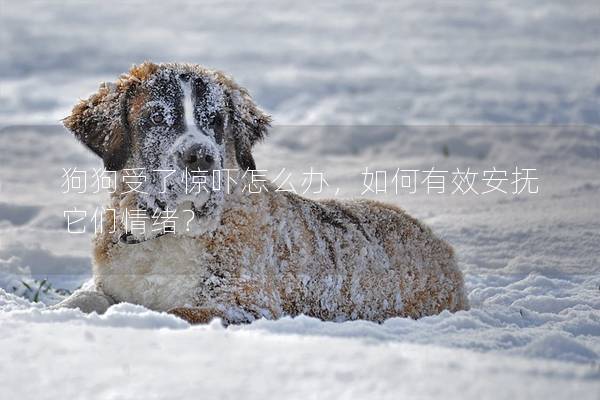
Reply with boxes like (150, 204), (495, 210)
(56, 62), (468, 324)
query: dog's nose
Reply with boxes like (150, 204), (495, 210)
(180, 144), (215, 171)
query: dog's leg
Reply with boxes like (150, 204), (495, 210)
(50, 290), (116, 314)
(168, 307), (226, 325)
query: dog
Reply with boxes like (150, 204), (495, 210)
(56, 62), (468, 324)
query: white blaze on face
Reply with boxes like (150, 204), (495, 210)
(170, 77), (213, 156)
(159, 77), (221, 216)
(181, 78), (197, 133)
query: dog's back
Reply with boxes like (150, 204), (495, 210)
(270, 194), (468, 321)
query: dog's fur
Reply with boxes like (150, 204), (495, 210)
(57, 62), (468, 324)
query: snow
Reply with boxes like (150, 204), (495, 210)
(2, 299), (597, 400)
(1, 0), (599, 398)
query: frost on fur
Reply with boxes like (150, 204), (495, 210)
(61, 62), (468, 324)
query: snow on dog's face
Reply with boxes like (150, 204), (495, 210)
(126, 68), (226, 217)
(64, 62), (270, 235)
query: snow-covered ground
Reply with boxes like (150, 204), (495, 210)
(1, 1), (599, 399)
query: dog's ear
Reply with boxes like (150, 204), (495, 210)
(63, 82), (133, 171)
(228, 88), (271, 171)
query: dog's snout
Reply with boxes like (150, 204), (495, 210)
(180, 144), (216, 171)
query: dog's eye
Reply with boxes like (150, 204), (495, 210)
(151, 113), (165, 125)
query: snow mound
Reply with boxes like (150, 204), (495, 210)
(520, 333), (598, 364)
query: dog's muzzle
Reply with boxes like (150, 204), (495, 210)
(177, 143), (217, 172)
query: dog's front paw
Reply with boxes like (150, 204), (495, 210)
(168, 307), (224, 325)
(50, 290), (116, 314)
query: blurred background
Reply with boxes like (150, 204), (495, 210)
(1, 0), (599, 126)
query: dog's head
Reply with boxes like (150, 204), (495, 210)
(64, 62), (270, 232)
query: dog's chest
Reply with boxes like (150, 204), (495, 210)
(96, 234), (214, 311)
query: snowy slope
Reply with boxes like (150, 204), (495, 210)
(1, 1), (599, 399)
